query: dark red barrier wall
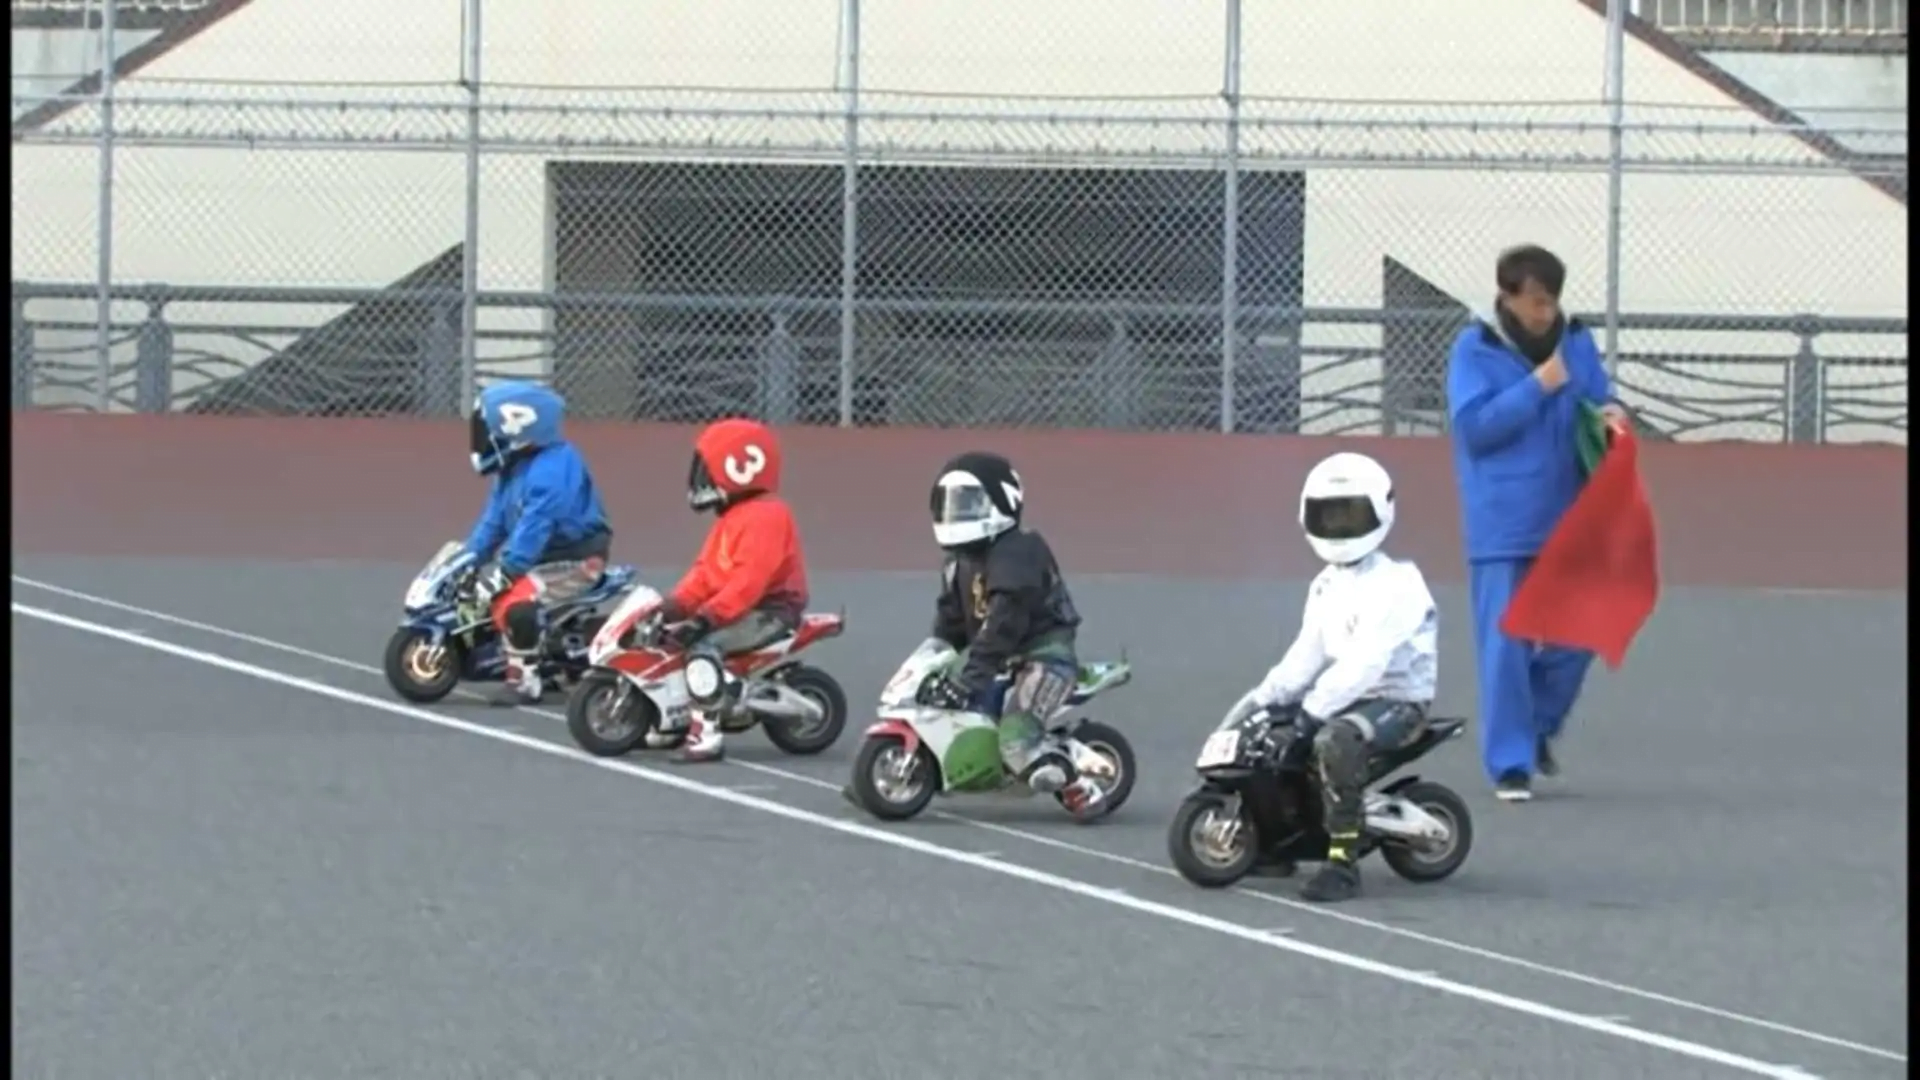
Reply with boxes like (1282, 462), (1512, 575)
(10, 413), (1906, 589)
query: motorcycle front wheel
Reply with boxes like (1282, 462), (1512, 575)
(383, 628), (464, 704)
(565, 670), (664, 758)
(848, 734), (941, 821)
(1167, 792), (1260, 888)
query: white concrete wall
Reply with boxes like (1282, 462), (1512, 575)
(12, 27), (161, 121)
(1705, 49), (1907, 155)
(9, 0), (1905, 436)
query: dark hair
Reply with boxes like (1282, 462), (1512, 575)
(1495, 244), (1567, 298)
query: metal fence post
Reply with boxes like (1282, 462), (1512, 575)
(12, 295), (36, 410)
(1219, 0), (1243, 435)
(94, 0), (117, 412)
(460, 0), (483, 412)
(1602, 0), (1626, 376)
(133, 301), (173, 413)
(837, 0), (861, 428)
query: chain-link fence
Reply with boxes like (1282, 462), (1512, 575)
(10, 0), (1909, 441)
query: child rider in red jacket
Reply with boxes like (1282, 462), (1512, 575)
(655, 417), (811, 763)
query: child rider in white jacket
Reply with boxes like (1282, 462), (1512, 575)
(1219, 451), (1439, 904)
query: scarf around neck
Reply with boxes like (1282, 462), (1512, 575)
(1494, 299), (1566, 366)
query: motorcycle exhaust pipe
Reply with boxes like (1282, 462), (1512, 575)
(745, 684), (826, 723)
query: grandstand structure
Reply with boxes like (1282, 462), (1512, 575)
(1631, 0), (1907, 52)
(9, 0), (1908, 439)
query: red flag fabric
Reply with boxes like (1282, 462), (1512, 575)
(1500, 420), (1662, 670)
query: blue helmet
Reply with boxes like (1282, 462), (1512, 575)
(469, 381), (566, 475)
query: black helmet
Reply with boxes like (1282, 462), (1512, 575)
(930, 451), (1024, 551)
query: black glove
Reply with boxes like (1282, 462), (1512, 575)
(664, 615), (712, 650)
(918, 673), (971, 711)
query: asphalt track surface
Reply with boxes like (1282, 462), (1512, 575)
(12, 555), (1909, 1080)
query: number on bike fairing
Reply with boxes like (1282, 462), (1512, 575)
(1196, 729), (1241, 768)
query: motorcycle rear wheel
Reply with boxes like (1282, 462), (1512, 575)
(1061, 720), (1135, 822)
(760, 665), (850, 756)
(1378, 780), (1474, 883)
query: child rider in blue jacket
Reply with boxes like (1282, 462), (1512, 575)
(462, 381), (614, 705)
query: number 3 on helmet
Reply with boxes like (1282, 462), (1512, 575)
(688, 418), (784, 512)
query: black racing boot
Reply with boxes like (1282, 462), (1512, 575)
(1250, 855), (1298, 879)
(1300, 857), (1361, 903)
(1300, 829), (1363, 902)
(1535, 736), (1560, 778)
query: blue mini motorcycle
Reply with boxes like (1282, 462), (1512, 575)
(382, 540), (639, 704)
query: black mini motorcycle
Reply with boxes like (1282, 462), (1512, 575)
(1167, 706), (1474, 889)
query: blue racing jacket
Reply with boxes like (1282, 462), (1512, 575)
(462, 441), (612, 576)
(1445, 316), (1614, 562)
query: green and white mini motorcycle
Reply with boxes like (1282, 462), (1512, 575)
(844, 639), (1138, 823)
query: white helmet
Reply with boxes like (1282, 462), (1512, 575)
(930, 451), (1024, 551)
(1298, 452), (1395, 566)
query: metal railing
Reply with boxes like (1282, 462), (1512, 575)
(12, 282), (1906, 444)
(1631, 0), (1909, 45)
(10, 0), (1910, 444)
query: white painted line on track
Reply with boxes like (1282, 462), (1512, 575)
(9, 597), (1842, 1079)
(12, 574), (1909, 1068)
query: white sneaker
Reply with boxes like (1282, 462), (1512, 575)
(1025, 760), (1069, 795)
(674, 714), (726, 764)
(487, 662), (543, 706)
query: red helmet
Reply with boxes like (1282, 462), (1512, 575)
(688, 418), (783, 512)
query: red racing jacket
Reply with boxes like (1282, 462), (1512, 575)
(668, 493), (810, 626)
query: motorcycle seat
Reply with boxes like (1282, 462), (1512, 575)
(1365, 716), (1467, 776)
(731, 612), (846, 659)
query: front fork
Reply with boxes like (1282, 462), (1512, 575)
(1191, 786), (1248, 853)
(405, 621), (457, 672)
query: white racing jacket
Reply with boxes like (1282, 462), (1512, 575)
(1242, 551), (1439, 721)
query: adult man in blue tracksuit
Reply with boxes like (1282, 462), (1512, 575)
(1445, 245), (1627, 802)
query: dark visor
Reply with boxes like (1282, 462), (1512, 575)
(688, 452), (718, 492)
(469, 408), (494, 457)
(1303, 495), (1381, 541)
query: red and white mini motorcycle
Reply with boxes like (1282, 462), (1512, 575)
(563, 582), (850, 758)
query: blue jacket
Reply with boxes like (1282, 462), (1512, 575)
(463, 441), (611, 576)
(1445, 316), (1614, 562)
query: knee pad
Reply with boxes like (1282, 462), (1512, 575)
(683, 644), (737, 706)
(1313, 720), (1366, 772)
(501, 601), (544, 652)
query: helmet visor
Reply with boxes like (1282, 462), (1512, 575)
(931, 482), (995, 527)
(469, 407), (493, 458)
(469, 407), (504, 473)
(1303, 495), (1382, 541)
(687, 452), (723, 507)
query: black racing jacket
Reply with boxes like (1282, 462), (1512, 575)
(932, 529), (1081, 691)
